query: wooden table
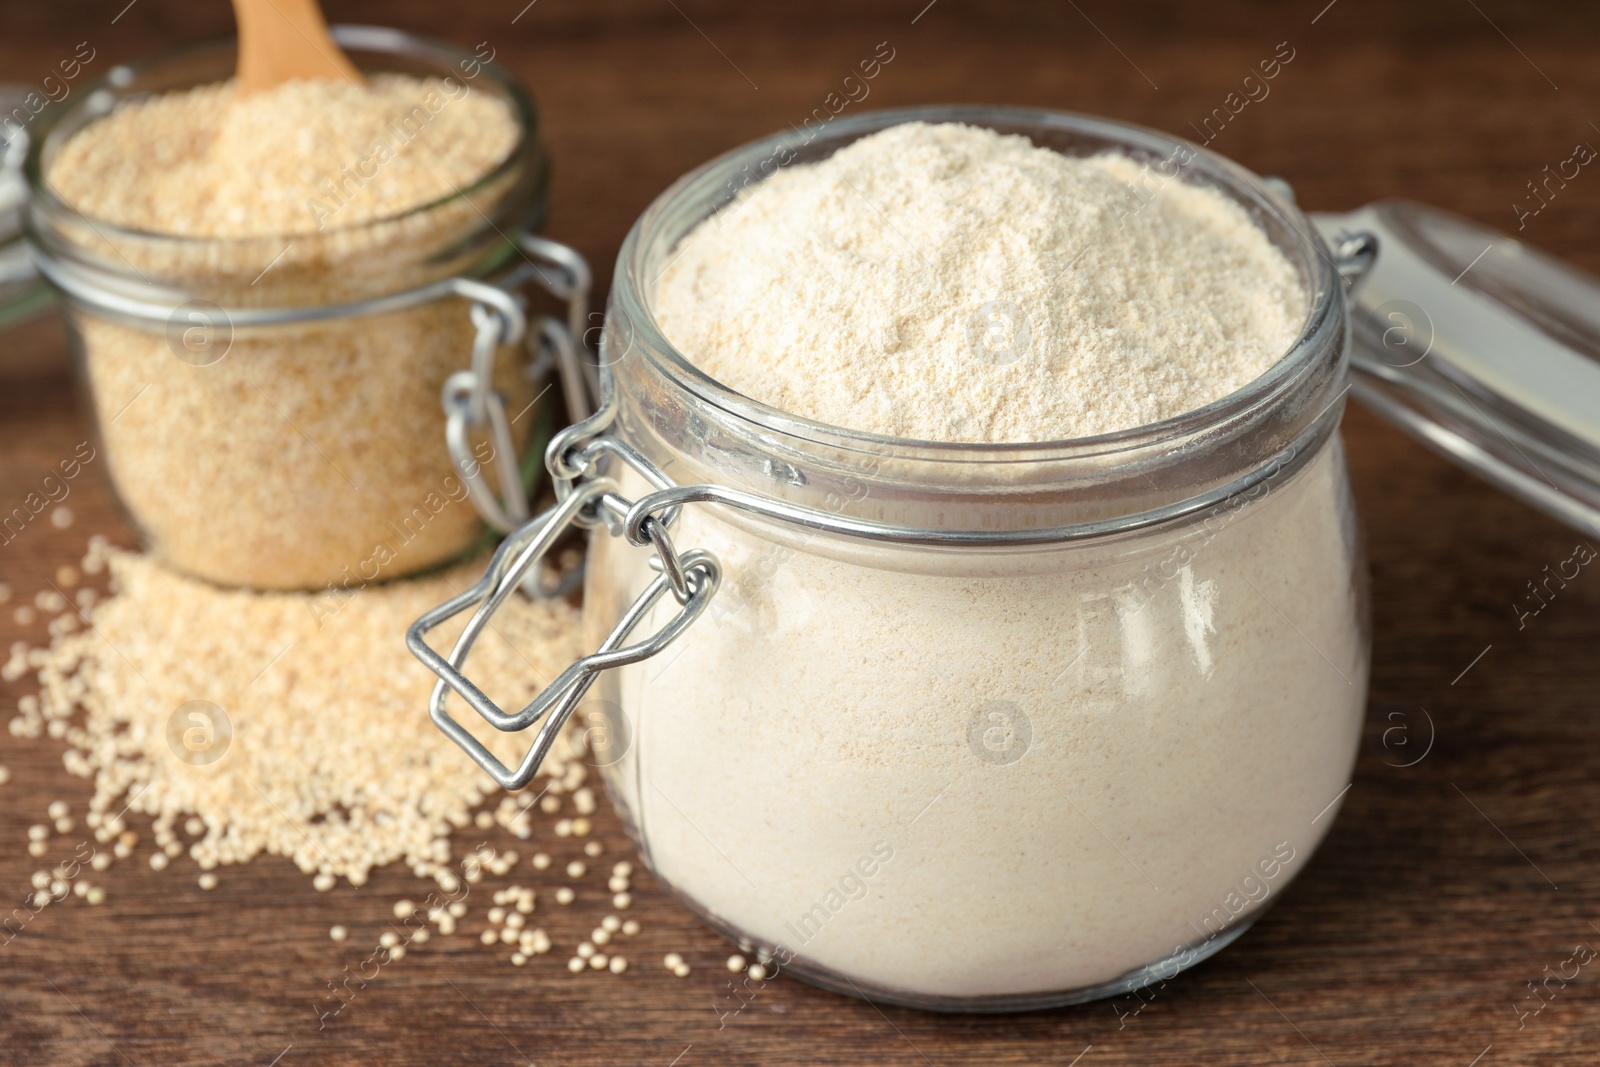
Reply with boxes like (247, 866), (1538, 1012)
(4, 1), (1600, 1063)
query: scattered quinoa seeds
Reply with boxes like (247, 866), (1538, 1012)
(4, 547), (667, 982)
(23, 548), (584, 891)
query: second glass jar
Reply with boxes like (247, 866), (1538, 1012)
(23, 27), (551, 589)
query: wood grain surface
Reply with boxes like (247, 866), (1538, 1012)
(4, 1), (1600, 1064)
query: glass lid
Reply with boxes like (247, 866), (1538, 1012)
(1314, 201), (1600, 536)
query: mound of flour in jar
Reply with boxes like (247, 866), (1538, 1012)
(607, 120), (1365, 1002)
(655, 121), (1305, 442)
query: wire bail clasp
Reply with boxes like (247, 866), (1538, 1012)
(443, 235), (596, 535)
(406, 478), (721, 790)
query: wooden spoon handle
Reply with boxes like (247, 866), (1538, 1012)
(232, 0), (363, 93)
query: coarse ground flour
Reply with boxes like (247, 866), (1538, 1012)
(601, 121), (1367, 1000)
(42, 76), (529, 589)
(47, 76), (518, 238)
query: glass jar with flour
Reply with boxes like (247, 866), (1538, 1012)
(12, 26), (590, 590)
(412, 105), (1368, 1010)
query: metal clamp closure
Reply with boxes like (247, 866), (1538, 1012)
(407, 478), (720, 790)
(442, 235), (594, 534)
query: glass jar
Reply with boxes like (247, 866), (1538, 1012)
(413, 106), (1370, 1011)
(17, 27), (589, 590)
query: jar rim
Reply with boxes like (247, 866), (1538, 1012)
(612, 104), (1344, 464)
(22, 24), (541, 248)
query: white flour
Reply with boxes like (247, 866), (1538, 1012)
(656, 122), (1304, 443)
(610, 121), (1365, 1000)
